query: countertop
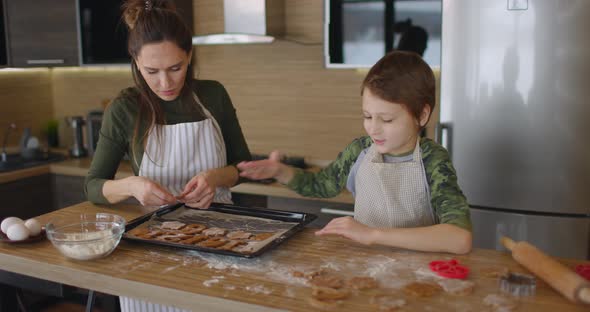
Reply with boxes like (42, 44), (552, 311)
(0, 157), (354, 204)
(0, 202), (588, 311)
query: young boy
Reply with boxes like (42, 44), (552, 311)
(237, 51), (472, 254)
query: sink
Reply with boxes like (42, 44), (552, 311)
(0, 152), (65, 173)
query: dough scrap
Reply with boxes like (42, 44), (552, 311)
(311, 286), (350, 300)
(310, 274), (344, 289)
(181, 224), (207, 234)
(219, 240), (245, 251)
(437, 279), (475, 296)
(402, 282), (442, 297)
(370, 294), (407, 311)
(345, 276), (379, 290)
(483, 294), (518, 311)
(306, 297), (341, 311)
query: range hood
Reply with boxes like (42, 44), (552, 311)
(192, 0), (284, 45)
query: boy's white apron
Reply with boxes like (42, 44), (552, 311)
(120, 93), (230, 312)
(354, 139), (436, 228)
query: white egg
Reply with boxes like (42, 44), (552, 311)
(6, 223), (30, 241)
(1, 217), (23, 234)
(24, 218), (42, 236)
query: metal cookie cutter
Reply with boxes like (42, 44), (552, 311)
(499, 272), (536, 297)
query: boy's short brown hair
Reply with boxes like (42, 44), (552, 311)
(362, 51), (435, 126)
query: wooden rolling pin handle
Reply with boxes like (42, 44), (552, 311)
(500, 236), (516, 251)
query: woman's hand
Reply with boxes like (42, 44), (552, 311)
(128, 176), (176, 206)
(237, 150), (295, 184)
(315, 216), (377, 245)
(177, 173), (216, 209)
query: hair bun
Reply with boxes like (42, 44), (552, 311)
(122, 0), (176, 30)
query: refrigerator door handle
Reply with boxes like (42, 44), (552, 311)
(435, 122), (453, 158)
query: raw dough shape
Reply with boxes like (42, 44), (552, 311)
(160, 221), (186, 230)
(306, 297), (341, 311)
(202, 227), (227, 237)
(181, 224), (206, 234)
(199, 237), (227, 248)
(179, 235), (208, 245)
(232, 242), (256, 254)
(370, 294), (407, 311)
(219, 240), (245, 251)
(252, 232), (275, 241)
(311, 286), (350, 300)
(345, 276), (379, 290)
(437, 279), (475, 296)
(402, 282), (442, 297)
(129, 228), (150, 237)
(226, 230), (252, 240)
(483, 294), (518, 311)
(310, 274), (344, 289)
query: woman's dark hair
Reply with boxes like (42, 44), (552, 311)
(361, 51), (435, 128)
(122, 0), (194, 165)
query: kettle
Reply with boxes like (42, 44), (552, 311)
(66, 116), (87, 157)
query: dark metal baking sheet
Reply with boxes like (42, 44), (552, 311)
(123, 202), (316, 258)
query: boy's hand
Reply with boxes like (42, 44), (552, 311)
(237, 150), (285, 181)
(315, 216), (376, 245)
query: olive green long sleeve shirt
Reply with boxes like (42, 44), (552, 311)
(85, 80), (251, 204)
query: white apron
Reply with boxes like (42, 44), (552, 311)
(120, 92), (231, 312)
(354, 139), (436, 228)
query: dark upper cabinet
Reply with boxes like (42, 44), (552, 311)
(0, 0), (8, 66)
(79, 0), (193, 65)
(4, 0), (79, 67)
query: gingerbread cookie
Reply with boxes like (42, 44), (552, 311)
(199, 237), (227, 248)
(160, 221), (186, 230)
(202, 227), (227, 237)
(179, 235), (208, 245)
(345, 276), (379, 290)
(226, 230), (252, 240)
(219, 240), (245, 251)
(402, 282), (442, 297)
(252, 232), (275, 241)
(181, 224), (207, 234)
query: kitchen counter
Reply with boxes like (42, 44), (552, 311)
(1, 202), (588, 311)
(0, 157), (354, 204)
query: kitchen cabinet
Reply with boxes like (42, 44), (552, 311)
(51, 175), (86, 210)
(0, 174), (53, 220)
(4, 0), (79, 67)
(0, 0), (8, 66)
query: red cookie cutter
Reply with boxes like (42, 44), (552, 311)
(429, 259), (470, 279)
(575, 264), (590, 281)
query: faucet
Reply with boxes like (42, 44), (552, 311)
(1, 123), (17, 162)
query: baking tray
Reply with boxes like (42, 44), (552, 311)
(123, 202), (317, 258)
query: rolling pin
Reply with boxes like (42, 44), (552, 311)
(501, 236), (590, 304)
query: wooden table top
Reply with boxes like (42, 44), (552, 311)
(0, 202), (588, 311)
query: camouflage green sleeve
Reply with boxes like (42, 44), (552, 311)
(286, 136), (372, 198)
(421, 138), (472, 231)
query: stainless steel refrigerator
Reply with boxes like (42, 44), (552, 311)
(440, 0), (590, 259)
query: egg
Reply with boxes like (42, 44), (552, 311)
(6, 223), (30, 241)
(1, 217), (23, 234)
(24, 218), (42, 236)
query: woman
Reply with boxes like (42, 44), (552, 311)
(85, 0), (250, 209)
(85, 1), (251, 310)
